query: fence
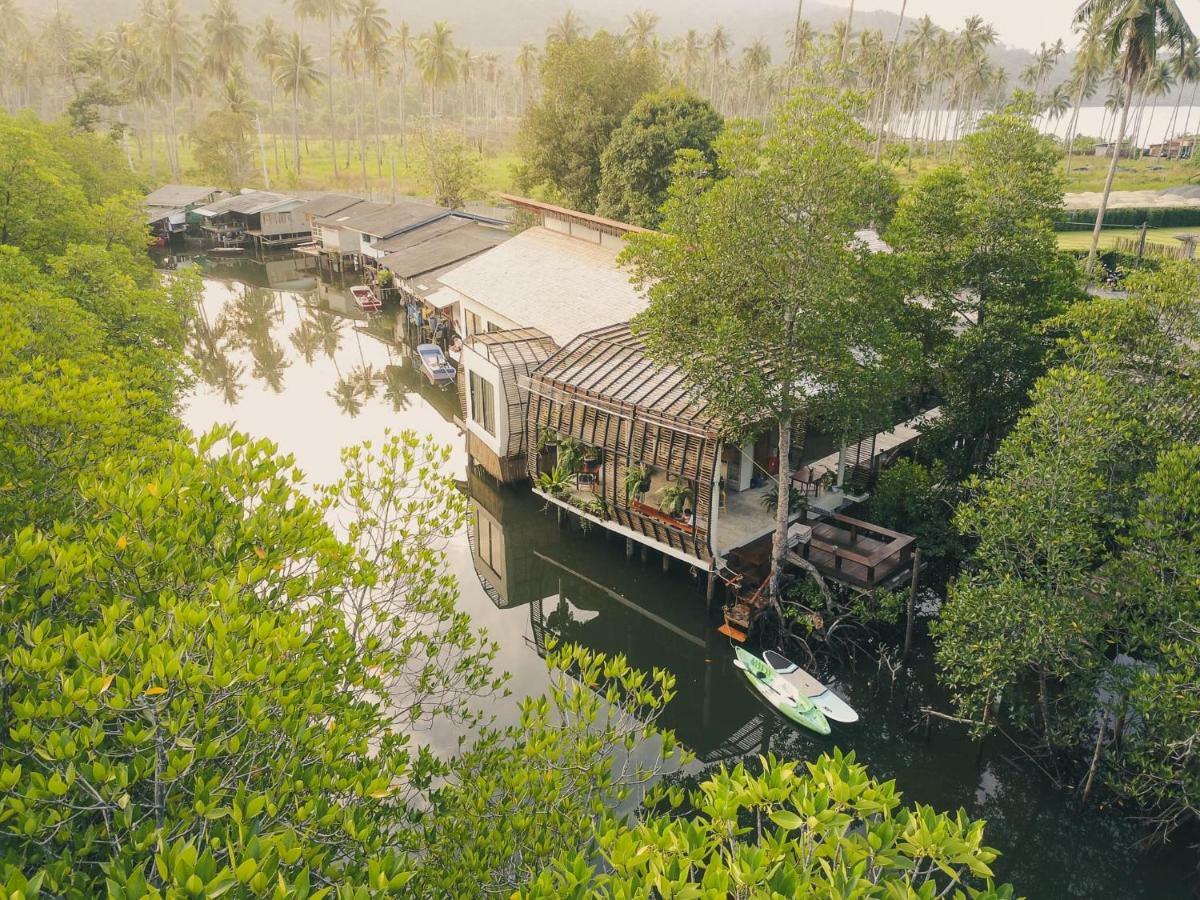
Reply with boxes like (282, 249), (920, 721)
(1112, 236), (1194, 261)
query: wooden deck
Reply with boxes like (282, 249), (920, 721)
(793, 513), (916, 590)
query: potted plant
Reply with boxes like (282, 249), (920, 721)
(535, 462), (573, 499)
(581, 446), (602, 475)
(623, 464), (653, 501)
(535, 427), (559, 452)
(557, 436), (582, 474)
(657, 479), (694, 519)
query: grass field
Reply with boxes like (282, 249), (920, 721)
(896, 152), (1197, 193)
(136, 132), (521, 201)
(1056, 225), (1199, 252)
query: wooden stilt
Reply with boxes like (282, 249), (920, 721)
(706, 568), (718, 612)
(661, 553), (669, 574)
(904, 548), (921, 659)
(639, 545), (648, 564)
(625, 538), (634, 560)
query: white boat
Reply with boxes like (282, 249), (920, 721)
(416, 343), (456, 386)
(350, 285), (382, 312)
(762, 650), (859, 723)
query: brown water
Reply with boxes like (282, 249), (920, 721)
(174, 251), (1197, 898)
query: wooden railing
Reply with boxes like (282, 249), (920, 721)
(798, 513), (916, 589)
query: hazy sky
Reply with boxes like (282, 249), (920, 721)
(822, 0), (1200, 50)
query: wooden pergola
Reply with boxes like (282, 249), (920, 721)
(525, 323), (723, 564)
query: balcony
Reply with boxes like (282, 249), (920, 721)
(792, 513), (917, 590)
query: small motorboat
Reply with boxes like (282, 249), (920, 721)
(734, 648), (830, 735)
(762, 649), (859, 723)
(350, 285), (382, 312)
(416, 343), (456, 387)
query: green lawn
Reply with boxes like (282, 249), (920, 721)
(896, 151), (1197, 194)
(135, 133), (520, 201)
(1056, 225), (1200, 252)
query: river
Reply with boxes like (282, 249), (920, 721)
(171, 251), (1196, 897)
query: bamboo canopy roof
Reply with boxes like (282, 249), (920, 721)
(529, 323), (722, 438)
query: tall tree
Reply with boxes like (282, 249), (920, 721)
(273, 33), (322, 176)
(517, 30), (660, 210)
(416, 21), (459, 119)
(201, 0), (249, 81)
(596, 88), (722, 228)
(1075, 0), (1194, 272)
(254, 17), (286, 176)
(624, 91), (914, 602)
(546, 9), (586, 46)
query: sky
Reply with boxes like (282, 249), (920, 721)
(821, 0), (1200, 51)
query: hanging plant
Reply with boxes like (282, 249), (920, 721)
(623, 464), (653, 500)
(657, 479), (694, 518)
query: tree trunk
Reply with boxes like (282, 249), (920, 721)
(1038, 667), (1053, 748)
(874, 0), (908, 164)
(328, 15), (339, 178)
(1086, 73), (1133, 274)
(768, 415), (794, 603)
(1081, 712), (1106, 804)
(1063, 76), (1086, 175)
(293, 94), (302, 177)
(1180, 80), (1199, 140)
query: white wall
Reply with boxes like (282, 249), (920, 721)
(461, 297), (520, 337)
(461, 344), (505, 456)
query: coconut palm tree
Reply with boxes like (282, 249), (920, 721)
(202, 0), (248, 81)
(839, 0), (856, 69)
(394, 22), (411, 147)
(150, 0), (194, 181)
(515, 42), (538, 109)
(1177, 42), (1200, 139)
(347, 0), (389, 173)
(335, 28), (366, 181)
(313, 0), (349, 178)
(255, 17), (286, 176)
(707, 25), (731, 109)
(273, 33), (322, 177)
(1063, 10), (1109, 173)
(546, 10), (585, 46)
(741, 39), (771, 119)
(1162, 41), (1199, 144)
(874, 0), (909, 162)
(1076, 0), (1194, 271)
(416, 21), (459, 119)
(679, 29), (704, 89)
(625, 10), (658, 51)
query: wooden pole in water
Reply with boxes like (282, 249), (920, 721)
(661, 553), (670, 574)
(904, 547), (922, 659)
(626, 537), (634, 560)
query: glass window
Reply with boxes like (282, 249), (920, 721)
(470, 371), (496, 436)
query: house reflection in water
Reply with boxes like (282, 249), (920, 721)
(465, 464), (785, 764)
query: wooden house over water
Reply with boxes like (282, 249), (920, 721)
(144, 185), (226, 240)
(434, 196), (650, 482)
(192, 190), (309, 250)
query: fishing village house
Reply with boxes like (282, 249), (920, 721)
(191, 190), (312, 251)
(143, 184), (227, 241)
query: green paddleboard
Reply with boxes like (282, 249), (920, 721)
(735, 647), (831, 736)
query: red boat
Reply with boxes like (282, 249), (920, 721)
(350, 285), (382, 312)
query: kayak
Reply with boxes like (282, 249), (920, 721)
(734, 648), (830, 736)
(763, 649), (859, 724)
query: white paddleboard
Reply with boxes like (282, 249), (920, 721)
(762, 650), (859, 723)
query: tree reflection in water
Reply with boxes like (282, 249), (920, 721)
(328, 375), (366, 417)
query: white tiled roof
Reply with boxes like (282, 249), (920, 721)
(437, 227), (647, 346)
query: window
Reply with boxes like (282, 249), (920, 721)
(470, 371), (496, 436)
(466, 310), (481, 336)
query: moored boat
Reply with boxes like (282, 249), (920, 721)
(734, 647), (830, 735)
(416, 343), (456, 387)
(763, 649), (859, 723)
(350, 284), (382, 312)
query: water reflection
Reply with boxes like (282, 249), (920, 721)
(177, 256), (1196, 899)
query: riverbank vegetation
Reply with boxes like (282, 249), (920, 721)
(0, 111), (1012, 895)
(2, 0), (1199, 886)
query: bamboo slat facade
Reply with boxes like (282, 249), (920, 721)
(525, 324), (724, 564)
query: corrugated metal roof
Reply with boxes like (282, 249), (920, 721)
(144, 184), (222, 207)
(328, 197), (450, 237)
(298, 193), (367, 219)
(194, 190), (301, 217)
(437, 226), (647, 346)
(380, 220), (509, 278)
